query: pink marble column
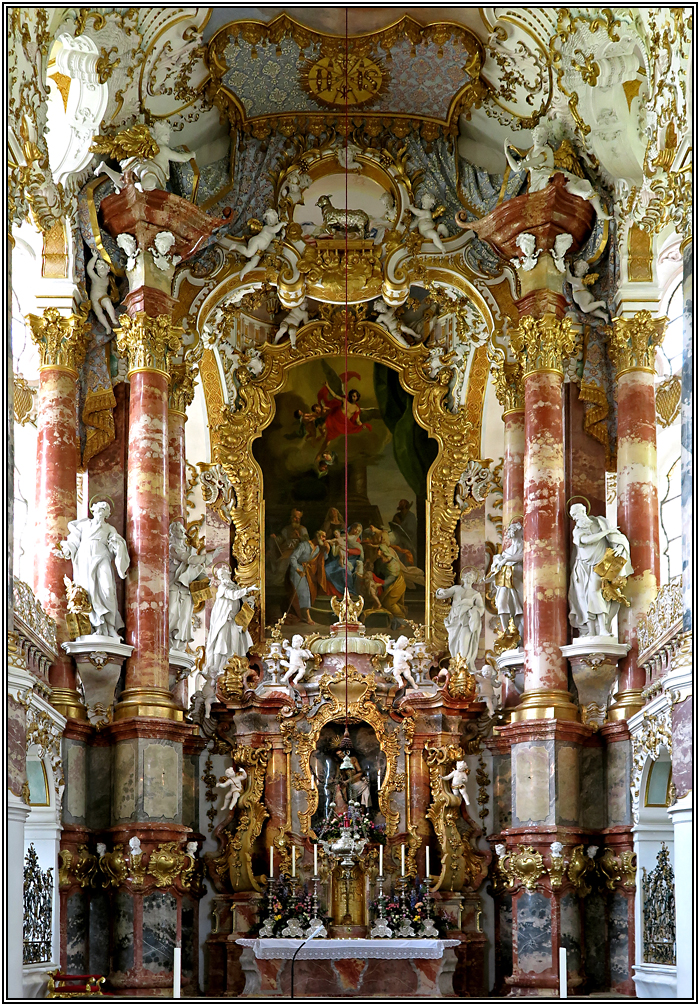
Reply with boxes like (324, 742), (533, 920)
(609, 312), (665, 717)
(114, 312), (182, 719)
(168, 409), (187, 524)
(510, 315), (578, 719)
(503, 410), (525, 530)
(28, 308), (89, 718)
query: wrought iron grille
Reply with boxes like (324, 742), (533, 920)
(23, 844), (54, 964)
(642, 842), (676, 965)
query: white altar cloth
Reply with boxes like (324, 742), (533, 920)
(236, 938), (460, 960)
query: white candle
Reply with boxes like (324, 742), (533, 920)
(173, 945), (181, 999)
(425, 846), (430, 879)
(314, 844), (318, 877)
(379, 844), (383, 876)
(401, 844), (405, 876)
(292, 846), (296, 878)
(269, 845), (274, 878)
(559, 947), (567, 998)
(377, 770), (382, 791)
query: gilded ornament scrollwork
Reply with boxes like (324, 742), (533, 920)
(631, 705), (673, 823)
(510, 315), (576, 377)
(100, 845), (128, 887)
(424, 744), (487, 892)
(567, 844), (596, 897)
(27, 305), (91, 373)
(147, 842), (191, 889)
(488, 342), (524, 414)
(168, 361), (198, 414)
(114, 312), (182, 376)
(608, 311), (667, 377)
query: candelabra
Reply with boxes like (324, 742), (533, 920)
(396, 874), (416, 937)
(305, 874), (327, 938)
(259, 876), (277, 937)
(369, 872), (393, 938)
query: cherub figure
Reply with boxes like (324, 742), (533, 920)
(373, 298), (420, 347)
(217, 765), (248, 812)
(474, 663), (504, 718)
(116, 233), (139, 272)
(150, 230), (181, 271)
(385, 634), (419, 691)
(408, 193), (449, 253)
(442, 759), (470, 808)
(510, 233), (540, 272)
(274, 299), (310, 348)
(94, 120), (194, 193)
(550, 232), (573, 273)
(280, 167), (311, 206)
(87, 252), (118, 333)
(230, 209), (285, 281)
(336, 142), (362, 170)
(565, 260), (609, 322)
(280, 633), (313, 691)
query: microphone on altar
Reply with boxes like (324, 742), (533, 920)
(291, 924), (325, 999)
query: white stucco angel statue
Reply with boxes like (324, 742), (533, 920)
(204, 567), (259, 678)
(230, 209), (285, 281)
(385, 634), (419, 691)
(274, 299), (310, 348)
(56, 500), (129, 638)
(280, 634), (313, 692)
(568, 503), (633, 636)
(504, 122), (612, 222)
(565, 260), (609, 322)
(484, 521), (524, 642)
(93, 120), (194, 193)
(280, 167), (311, 206)
(217, 765), (248, 812)
(474, 663), (504, 718)
(373, 298), (421, 347)
(442, 759), (470, 808)
(408, 193), (449, 253)
(87, 253), (118, 333)
(168, 521), (207, 652)
(435, 569), (485, 669)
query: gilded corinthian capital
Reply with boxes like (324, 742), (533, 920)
(27, 305), (90, 373)
(488, 343), (524, 414)
(168, 361), (197, 414)
(510, 314), (576, 377)
(114, 312), (182, 376)
(608, 311), (667, 377)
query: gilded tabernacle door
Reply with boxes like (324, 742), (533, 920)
(201, 309), (482, 648)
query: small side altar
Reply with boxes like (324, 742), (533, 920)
(235, 938), (461, 997)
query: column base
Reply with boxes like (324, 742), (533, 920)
(50, 687), (88, 722)
(510, 689), (579, 722)
(113, 687), (184, 721)
(607, 688), (644, 721)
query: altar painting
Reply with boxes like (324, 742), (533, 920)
(253, 356), (437, 635)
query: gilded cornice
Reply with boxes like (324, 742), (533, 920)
(114, 313), (182, 378)
(27, 305), (90, 374)
(510, 314), (575, 378)
(608, 311), (666, 378)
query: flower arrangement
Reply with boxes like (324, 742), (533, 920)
(255, 875), (331, 938)
(316, 805), (387, 846)
(370, 879), (450, 938)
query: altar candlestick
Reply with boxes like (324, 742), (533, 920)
(173, 944), (181, 998)
(379, 844), (383, 876)
(292, 846), (296, 878)
(426, 846), (430, 879)
(314, 843), (318, 876)
(269, 846), (274, 878)
(401, 844), (405, 876)
(377, 770), (382, 791)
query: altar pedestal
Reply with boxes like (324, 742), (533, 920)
(235, 938), (460, 997)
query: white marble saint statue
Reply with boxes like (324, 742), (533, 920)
(274, 299), (310, 348)
(87, 253), (118, 333)
(408, 193), (449, 253)
(435, 569), (485, 669)
(217, 765), (247, 812)
(280, 634), (313, 691)
(442, 759), (470, 808)
(95, 121), (194, 193)
(485, 521), (524, 641)
(57, 500), (129, 638)
(504, 123), (612, 222)
(204, 567), (259, 677)
(230, 208), (285, 281)
(568, 503), (633, 636)
(385, 634), (419, 691)
(168, 521), (206, 652)
(373, 298), (420, 347)
(565, 259), (610, 322)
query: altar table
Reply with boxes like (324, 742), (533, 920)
(235, 938), (461, 997)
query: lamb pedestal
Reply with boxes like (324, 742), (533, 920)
(62, 637), (133, 725)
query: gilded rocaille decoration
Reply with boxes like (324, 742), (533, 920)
(115, 313), (183, 377)
(498, 844), (545, 892)
(206, 743), (271, 893)
(90, 123), (160, 161)
(637, 579), (683, 657)
(147, 842), (196, 890)
(12, 374), (37, 426)
(58, 846), (98, 890)
(567, 844), (596, 897)
(99, 845), (128, 887)
(655, 375), (682, 428)
(488, 343), (525, 414)
(168, 361), (198, 415)
(510, 314), (576, 378)
(608, 311), (667, 377)
(27, 305), (91, 374)
(631, 705), (673, 823)
(598, 847), (637, 891)
(424, 744), (487, 892)
(203, 311), (479, 646)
